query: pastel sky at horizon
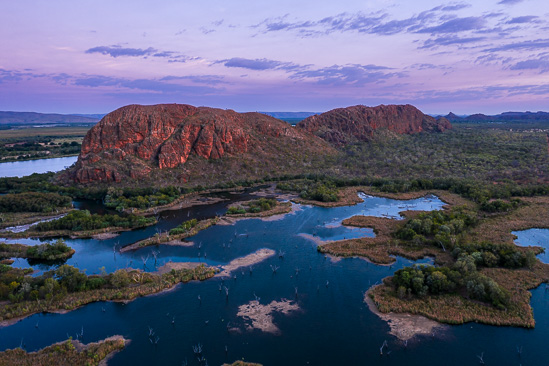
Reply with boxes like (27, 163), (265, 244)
(1, 0), (548, 114)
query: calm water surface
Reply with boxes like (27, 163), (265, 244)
(513, 228), (549, 264)
(1, 193), (549, 365)
(0, 156), (77, 178)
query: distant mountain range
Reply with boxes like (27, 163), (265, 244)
(440, 111), (549, 122)
(2, 109), (549, 127)
(260, 112), (317, 119)
(0, 111), (101, 125)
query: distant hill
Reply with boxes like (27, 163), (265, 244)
(260, 112), (318, 119)
(297, 104), (452, 146)
(0, 111), (100, 125)
(443, 111), (549, 122)
(72, 114), (106, 120)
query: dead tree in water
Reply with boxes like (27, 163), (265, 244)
(278, 250), (285, 259)
(380, 340), (388, 355)
(192, 343), (203, 355)
(270, 265), (279, 274)
(141, 254), (150, 269)
(477, 352), (485, 364)
(151, 250), (159, 266)
(224, 286), (229, 299)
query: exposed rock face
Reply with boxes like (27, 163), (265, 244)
(296, 104), (452, 146)
(71, 104), (331, 184)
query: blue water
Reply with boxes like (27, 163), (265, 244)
(513, 228), (549, 264)
(0, 156), (77, 178)
(1, 193), (549, 365)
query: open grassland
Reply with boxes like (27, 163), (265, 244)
(0, 126), (90, 162)
(0, 126), (90, 139)
(467, 195), (549, 245)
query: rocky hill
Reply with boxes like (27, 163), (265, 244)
(66, 104), (333, 184)
(296, 104), (451, 146)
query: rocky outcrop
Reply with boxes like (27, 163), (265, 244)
(70, 104), (331, 184)
(296, 104), (452, 146)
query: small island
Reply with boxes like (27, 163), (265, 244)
(0, 335), (127, 366)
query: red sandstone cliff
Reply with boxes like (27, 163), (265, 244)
(70, 104), (332, 184)
(296, 104), (452, 146)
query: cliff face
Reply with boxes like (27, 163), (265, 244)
(296, 104), (452, 146)
(71, 104), (331, 184)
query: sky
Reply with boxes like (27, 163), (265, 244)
(1, 0), (548, 115)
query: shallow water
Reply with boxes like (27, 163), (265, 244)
(0, 156), (77, 178)
(2, 193), (549, 365)
(513, 228), (549, 264)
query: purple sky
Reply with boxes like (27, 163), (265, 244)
(1, 0), (548, 114)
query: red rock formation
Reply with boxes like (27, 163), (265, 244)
(296, 104), (452, 146)
(71, 104), (330, 184)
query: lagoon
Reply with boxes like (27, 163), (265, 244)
(2, 193), (549, 365)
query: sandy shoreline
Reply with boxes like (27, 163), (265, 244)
(217, 248), (276, 277)
(92, 232), (120, 240)
(365, 286), (446, 341)
(156, 261), (204, 275)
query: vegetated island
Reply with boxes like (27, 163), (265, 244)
(0, 335), (127, 366)
(1, 209), (157, 239)
(0, 239), (75, 262)
(0, 263), (216, 325)
(316, 190), (549, 334)
(219, 198), (292, 225)
(120, 217), (219, 252)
